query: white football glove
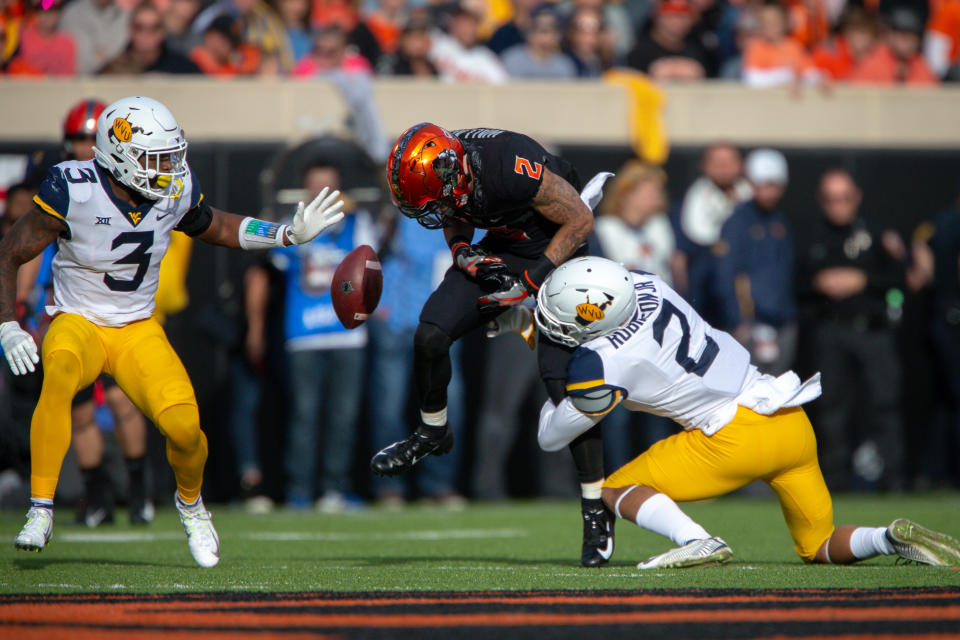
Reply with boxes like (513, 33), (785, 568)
(286, 187), (345, 245)
(484, 306), (537, 351)
(0, 321), (39, 375)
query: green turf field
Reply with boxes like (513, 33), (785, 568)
(2, 493), (959, 594)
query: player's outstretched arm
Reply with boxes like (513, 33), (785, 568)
(533, 169), (595, 267)
(196, 188), (345, 249)
(0, 209), (63, 374)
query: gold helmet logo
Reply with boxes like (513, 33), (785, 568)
(576, 302), (605, 323)
(112, 118), (133, 143)
(575, 293), (614, 326)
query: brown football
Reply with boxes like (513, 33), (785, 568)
(331, 244), (383, 329)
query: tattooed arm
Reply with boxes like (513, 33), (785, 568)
(476, 169), (594, 310)
(533, 168), (594, 267)
(0, 209), (63, 323)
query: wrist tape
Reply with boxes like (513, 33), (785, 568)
(238, 217), (290, 250)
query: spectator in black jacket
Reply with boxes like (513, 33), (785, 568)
(625, 0), (709, 81)
(377, 13), (437, 76)
(100, 2), (200, 74)
(797, 168), (906, 492)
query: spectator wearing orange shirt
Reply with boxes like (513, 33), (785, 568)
(925, 0), (960, 78)
(13, 0), (75, 75)
(190, 14), (260, 76)
(363, 0), (405, 58)
(742, 2), (820, 87)
(812, 8), (880, 81)
(851, 8), (937, 86)
(192, 0), (294, 72)
(783, 0), (829, 49)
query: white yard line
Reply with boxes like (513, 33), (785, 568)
(58, 528), (528, 544)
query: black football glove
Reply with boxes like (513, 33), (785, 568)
(451, 241), (502, 278)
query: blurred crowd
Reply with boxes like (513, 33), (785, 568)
(2, 0), (960, 85)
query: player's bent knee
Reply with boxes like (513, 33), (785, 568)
(156, 403), (202, 451)
(601, 486), (622, 511)
(414, 322), (452, 359)
(41, 350), (84, 392)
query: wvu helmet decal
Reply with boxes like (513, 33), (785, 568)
(575, 293), (614, 327)
(109, 115), (151, 145)
(111, 118), (133, 143)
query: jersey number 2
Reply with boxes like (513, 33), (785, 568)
(104, 232), (153, 292)
(514, 156), (543, 180)
(652, 300), (719, 377)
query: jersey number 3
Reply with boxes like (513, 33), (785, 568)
(104, 231), (153, 292)
(652, 300), (719, 377)
(514, 156), (543, 180)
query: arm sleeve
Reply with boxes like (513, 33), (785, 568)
(537, 398), (604, 452)
(174, 167), (212, 237)
(174, 198), (213, 237)
(33, 166), (71, 238)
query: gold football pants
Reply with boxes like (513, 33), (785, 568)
(604, 406), (834, 561)
(31, 313), (206, 503)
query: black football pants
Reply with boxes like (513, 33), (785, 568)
(415, 248), (605, 485)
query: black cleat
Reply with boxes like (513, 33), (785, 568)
(75, 498), (114, 528)
(128, 498), (155, 525)
(371, 424), (454, 477)
(581, 498), (615, 567)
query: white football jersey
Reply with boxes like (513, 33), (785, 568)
(34, 158), (203, 327)
(566, 272), (759, 435)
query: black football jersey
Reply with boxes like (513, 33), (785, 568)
(451, 128), (582, 257)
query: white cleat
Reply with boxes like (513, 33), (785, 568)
(887, 518), (960, 567)
(14, 506), (53, 552)
(175, 493), (220, 568)
(637, 537), (732, 570)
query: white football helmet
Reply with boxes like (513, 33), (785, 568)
(535, 257), (637, 347)
(93, 96), (188, 200)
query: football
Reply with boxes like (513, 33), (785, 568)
(331, 244), (383, 329)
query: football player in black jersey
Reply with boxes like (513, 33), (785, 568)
(371, 123), (615, 567)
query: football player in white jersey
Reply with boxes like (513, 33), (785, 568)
(533, 257), (960, 569)
(0, 96), (345, 568)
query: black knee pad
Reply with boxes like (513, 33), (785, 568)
(414, 322), (452, 359)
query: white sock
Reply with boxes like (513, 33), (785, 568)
(30, 498), (53, 508)
(580, 480), (603, 500)
(421, 408), (447, 427)
(634, 493), (710, 546)
(849, 526), (895, 559)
